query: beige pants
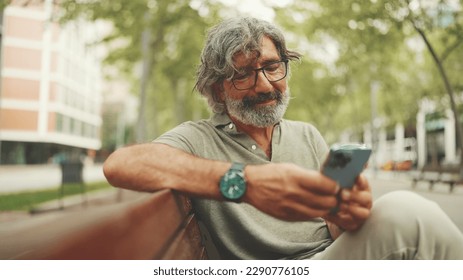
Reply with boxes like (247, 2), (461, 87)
(312, 191), (463, 259)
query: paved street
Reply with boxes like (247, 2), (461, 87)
(365, 169), (463, 233)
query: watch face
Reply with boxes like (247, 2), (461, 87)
(220, 169), (246, 200)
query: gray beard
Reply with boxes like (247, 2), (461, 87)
(224, 90), (290, 128)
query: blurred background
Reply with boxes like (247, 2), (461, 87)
(0, 0), (462, 259)
(1, 0), (462, 169)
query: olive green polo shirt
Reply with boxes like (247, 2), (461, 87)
(154, 112), (333, 259)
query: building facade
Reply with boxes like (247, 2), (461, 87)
(340, 97), (460, 171)
(0, 0), (102, 164)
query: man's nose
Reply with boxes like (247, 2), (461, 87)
(253, 70), (273, 92)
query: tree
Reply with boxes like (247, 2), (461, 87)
(278, 0), (463, 166)
(55, 0), (223, 142)
(277, 1), (420, 142)
(401, 0), (463, 169)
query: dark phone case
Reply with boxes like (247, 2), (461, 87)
(321, 143), (372, 188)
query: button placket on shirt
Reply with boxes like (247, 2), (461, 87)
(223, 122), (267, 159)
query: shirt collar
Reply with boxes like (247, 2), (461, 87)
(211, 112), (233, 127)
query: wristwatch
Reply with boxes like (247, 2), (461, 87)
(219, 162), (247, 201)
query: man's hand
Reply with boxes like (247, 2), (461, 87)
(243, 163), (340, 221)
(323, 174), (372, 239)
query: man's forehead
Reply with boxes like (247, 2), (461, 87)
(232, 37), (279, 69)
(232, 51), (260, 69)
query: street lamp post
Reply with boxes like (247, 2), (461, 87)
(0, 9), (4, 164)
(370, 80), (380, 174)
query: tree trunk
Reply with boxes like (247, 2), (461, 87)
(136, 14), (152, 143)
(412, 22), (463, 174)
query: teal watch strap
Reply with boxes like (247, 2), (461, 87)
(230, 162), (245, 172)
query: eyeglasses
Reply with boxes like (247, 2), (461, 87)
(231, 60), (288, 90)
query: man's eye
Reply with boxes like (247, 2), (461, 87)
(234, 72), (252, 81)
(264, 64), (280, 72)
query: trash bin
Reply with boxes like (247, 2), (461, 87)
(59, 160), (86, 208)
(60, 161), (84, 184)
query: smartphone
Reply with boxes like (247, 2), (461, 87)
(321, 143), (372, 188)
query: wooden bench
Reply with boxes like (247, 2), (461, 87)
(437, 169), (463, 193)
(1, 189), (208, 260)
(411, 165), (463, 193)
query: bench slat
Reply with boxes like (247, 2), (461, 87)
(410, 166), (463, 193)
(161, 215), (207, 260)
(15, 189), (206, 260)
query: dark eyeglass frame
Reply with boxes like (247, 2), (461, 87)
(231, 59), (288, 90)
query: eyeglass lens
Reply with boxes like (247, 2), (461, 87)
(232, 60), (287, 90)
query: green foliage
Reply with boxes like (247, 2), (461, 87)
(56, 0), (222, 143)
(279, 0), (463, 141)
(0, 0), (11, 11)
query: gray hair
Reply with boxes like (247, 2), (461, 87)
(195, 17), (301, 113)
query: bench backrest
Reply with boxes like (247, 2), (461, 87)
(17, 189), (208, 260)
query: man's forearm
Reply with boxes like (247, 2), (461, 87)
(103, 143), (229, 199)
(104, 143), (340, 222)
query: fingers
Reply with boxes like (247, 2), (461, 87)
(341, 189), (372, 209)
(244, 164), (341, 221)
(327, 176), (372, 230)
(291, 187), (339, 208)
(300, 171), (372, 223)
(354, 174), (370, 191)
(341, 175), (372, 208)
(299, 169), (340, 195)
(339, 202), (370, 221)
(246, 163), (360, 221)
(275, 186), (339, 220)
(337, 181), (372, 223)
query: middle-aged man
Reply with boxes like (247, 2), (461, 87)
(103, 16), (463, 259)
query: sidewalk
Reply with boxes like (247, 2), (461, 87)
(0, 163), (106, 194)
(365, 169), (463, 233)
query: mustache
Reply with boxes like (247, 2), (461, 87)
(242, 91), (283, 107)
